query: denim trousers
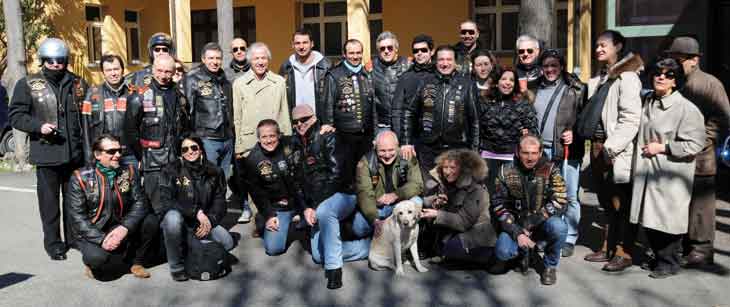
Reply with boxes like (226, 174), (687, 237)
(310, 193), (372, 270)
(495, 216), (568, 268)
(543, 147), (581, 245)
(262, 210), (295, 256)
(201, 137), (234, 178)
(161, 209), (234, 273)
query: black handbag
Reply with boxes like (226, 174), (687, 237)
(185, 235), (231, 281)
(576, 78), (616, 139)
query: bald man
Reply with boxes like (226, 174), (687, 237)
(224, 38), (250, 81)
(126, 54), (191, 216)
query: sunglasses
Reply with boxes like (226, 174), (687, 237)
(181, 144), (200, 154)
(43, 57), (67, 65)
(379, 45), (395, 52)
(154, 47), (169, 53)
(232, 46), (247, 53)
(655, 71), (676, 80)
(542, 63), (561, 69)
(460, 29), (476, 35)
(292, 115), (313, 125)
(102, 148), (122, 156)
(518, 48), (535, 55)
(412, 47), (430, 54)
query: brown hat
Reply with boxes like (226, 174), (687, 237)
(664, 36), (702, 56)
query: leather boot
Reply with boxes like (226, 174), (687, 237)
(540, 268), (557, 285)
(585, 226), (610, 262)
(683, 250), (714, 267)
(325, 268), (342, 289)
(130, 264), (151, 278)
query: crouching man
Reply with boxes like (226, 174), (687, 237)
(66, 135), (156, 279)
(491, 135), (568, 285)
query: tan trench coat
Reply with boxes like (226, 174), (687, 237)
(629, 91), (706, 234)
(232, 70), (292, 153)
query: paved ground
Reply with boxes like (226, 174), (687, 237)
(1, 170), (729, 307)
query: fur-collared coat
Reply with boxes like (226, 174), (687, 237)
(424, 149), (496, 249)
(587, 53), (644, 184)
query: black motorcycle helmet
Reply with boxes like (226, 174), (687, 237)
(147, 32), (175, 62)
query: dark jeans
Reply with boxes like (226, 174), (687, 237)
(37, 164), (77, 255)
(495, 216), (568, 268)
(684, 175), (716, 255)
(441, 235), (494, 265)
(336, 131), (373, 191)
(202, 137), (234, 179)
(484, 158), (510, 196)
(141, 170), (163, 214)
(646, 228), (682, 273)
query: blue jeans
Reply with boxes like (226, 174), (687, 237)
(161, 209), (235, 272)
(543, 147), (581, 245)
(202, 137), (234, 178)
(495, 216), (568, 268)
(310, 193), (372, 270)
(262, 210), (294, 256)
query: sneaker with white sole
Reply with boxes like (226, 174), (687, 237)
(238, 206), (252, 223)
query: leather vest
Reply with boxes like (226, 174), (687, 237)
(331, 66), (375, 133)
(420, 79), (466, 141)
(27, 76), (60, 125)
(74, 165), (136, 226)
(186, 70), (231, 138)
(82, 84), (130, 152)
(136, 85), (185, 171)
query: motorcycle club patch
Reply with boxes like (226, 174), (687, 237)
(29, 79), (46, 91)
(176, 176), (191, 187)
(258, 160), (273, 177)
(117, 170), (131, 193)
(277, 160), (287, 171)
(198, 81), (213, 96)
(143, 74), (153, 86)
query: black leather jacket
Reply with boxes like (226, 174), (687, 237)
(279, 55), (332, 119)
(159, 158), (227, 228)
(224, 60), (250, 82)
(66, 165), (147, 245)
(184, 68), (233, 139)
(124, 66), (153, 89)
(391, 63), (435, 139)
(9, 71), (88, 166)
(81, 82), (134, 162)
(322, 61), (377, 134)
(368, 56), (411, 128)
(125, 80), (190, 172)
(454, 41), (483, 76)
(290, 122), (340, 207)
(403, 71), (479, 149)
(241, 138), (298, 219)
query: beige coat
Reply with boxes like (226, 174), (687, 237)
(629, 91), (706, 234)
(232, 70), (292, 153)
(587, 53), (644, 184)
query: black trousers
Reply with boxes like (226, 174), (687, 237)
(141, 170), (163, 214)
(646, 228), (682, 273)
(36, 164), (77, 255)
(336, 131), (373, 192)
(77, 214), (160, 272)
(684, 175), (716, 255)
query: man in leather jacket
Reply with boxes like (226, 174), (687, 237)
(125, 54), (190, 216)
(184, 43), (234, 178)
(392, 34), (436, 138)
(322, 39), (377, 192)
(401, 45), (479, 175)
(9, 38), (88, 260)
(224, 38), (251, 81)
(491, 135), (568, 285)
(279, 28), (332, 120)
(125, 33), (174, 88)
(453, 21), (483, 76)
(66, 135), (155, 279)
(82, 54), (137, 168)
(367, 31), (411, 130)
(239, 119), (299, 256)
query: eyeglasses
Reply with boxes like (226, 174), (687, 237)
(412, 47), (430, 54)
(655, 71), (676, 80)
(460, 29), (476, 35)
(43, 57), (67, 65)
(153, 47), (169, 53)
(292, 115), (313, 125)
(232, 46), (247, 53)
(379, 45), (395, 52)
(181, 144), (200, 154)
(102, 148), (122, 156)
(518, 48), (535, 55)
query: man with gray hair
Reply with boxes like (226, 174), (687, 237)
(515, 34), (542, 92)
(366, 31), (411, 130)
(453, 20), (482, 75)
(232, 41), (291, 224)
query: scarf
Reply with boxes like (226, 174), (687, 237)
(412, 62), (434, 73)
(42, 67), (67, 86)
(231, 59), (251, 72)
(182, 156), (206, 178)
(343, 60), (363, 74)
(96, 161), (119, 185)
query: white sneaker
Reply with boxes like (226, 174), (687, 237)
(238, 206), (252, 224)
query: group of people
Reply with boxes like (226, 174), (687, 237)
(6, 18), (728, 289)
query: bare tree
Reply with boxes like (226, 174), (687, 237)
(217, 0), (234, 66)
(518, 0), (555, 48)
(1, 0), (27, 93)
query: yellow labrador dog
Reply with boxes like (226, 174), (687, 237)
(368, 200), (428, 275)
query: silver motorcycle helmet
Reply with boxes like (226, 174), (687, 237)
(720, 136), (730, 168)
(38, 38), (69, 62)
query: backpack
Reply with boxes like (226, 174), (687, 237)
(185, 236), (231, 281)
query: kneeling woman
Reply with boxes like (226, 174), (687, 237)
(159, 135), (234, 281)
(420, 149), (496, 264)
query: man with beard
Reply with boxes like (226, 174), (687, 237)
(322, 39), (377, 193)
(515, 34), (542, 92)
(125, 54), (190, 219)
(81, 54), (137, 169)
(184, 43), (234, 180)
(367, 31), (411, 131)
(9, 38), (88, 260)
(125, 33), (174, 88)
(392, 34), (436, 139)
(279, 28), (332, 120)
(402, 45), (479, 175)
(224, 38), (250, 81)
(453, 21), (482, 76)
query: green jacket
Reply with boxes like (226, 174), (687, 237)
(356, 152), (423, 224)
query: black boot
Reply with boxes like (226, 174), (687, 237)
(325, 268), (342, 289)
